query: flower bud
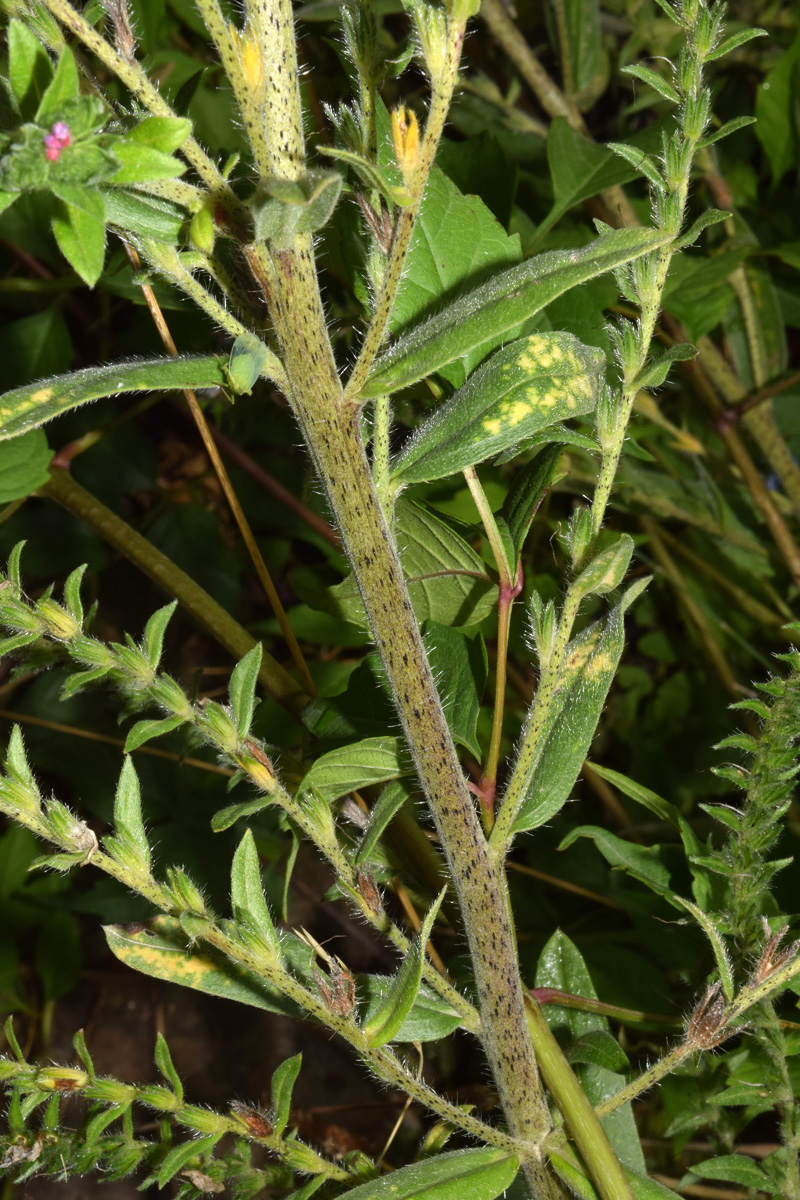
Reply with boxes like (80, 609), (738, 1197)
(391, 106), (419, 187)
(38, 599), (79, 641)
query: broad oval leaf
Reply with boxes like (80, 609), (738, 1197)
(0, 356), (229, 441)
(297, 736), (412, 805)
(0, 431), (53, 501)
(392, 333), (604, 485)
(361, 227), (668, 398)
(329, 1147), (519, 1200)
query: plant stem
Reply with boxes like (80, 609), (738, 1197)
(344, 17), (466, 400)
(372, 394), (393, 519)
(265, 236), (559, 1191)
(40, 467), (309, 715)
(462, 467), (521, 828)
(524, 994), (636, 1200)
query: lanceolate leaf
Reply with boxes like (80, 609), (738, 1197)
(391, 333), (604, 485)
(513, 580), (649, 833)
(230, 829), (282, 959)
(361, 227), (669, 398)
(271, 1053), (302, 1136)
(358, 976), (462, 1041)
(330, 1147), (519, 1200)
(361, 888), (446, 1046)
(0, 356), (229, 440)
(499, 444), (564, 570)
(103, 916), (300, 1017)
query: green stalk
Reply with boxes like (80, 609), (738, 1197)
(524, 995), (635, 1200)
(462, 467), (521, 827)
(266, 237), (559, 1192)
(41, 468), (308, 715)
(344, 15), (467, 400)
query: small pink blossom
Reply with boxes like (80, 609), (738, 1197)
(51, 122), (72, 147)
(43, 122), (72, 161)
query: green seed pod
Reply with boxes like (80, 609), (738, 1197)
(189, 206), (215, 256)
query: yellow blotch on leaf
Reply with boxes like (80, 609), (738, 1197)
(31, 388), (54, 403)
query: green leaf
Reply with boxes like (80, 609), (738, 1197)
(690, 1155), (776, 1190)
(0, 430), (53, 501)
(620, 63), (680, 104)
(514, 585), (645, 833)
(606, 142), (664, 190)
(271, 1053), (302, 1136)
(362, 888), (445, 1046)
(362, 227), (668, 398)
(355, 778), (413, 866)
(109, 756), (150, 870)
(230, 829), (282, 958)
(319, 144), (412, 207)
(358, 975), (462, 1041)
(229, 643), (262, 738)
(104, 188), (186, 242)
(425, 622), (487, 757)
(297, 736), (411, 805)
(633, 342), (697, 390)
(35, 47), (81, 126)
(0, 355), (229, 440)
(535, 118), (669, 238)
(329, 1148), (518, 1200)
(673, 896), (734, 1000)
(8, 20), (53, 119)
(559, 826), (676, 902)
(500, 445), (563, 569)
(755, 30), (800, 186)
(554, 0), (604, 106)
(50, 187), (106, 287)
(584, 764), (680, 828)
(697, 116), (756, 149)
(249, 170), (343, 248)
(228, 332), (269, 395)
(109, 142), (186, 185)
(391, 333), (604, 484)
(157, 1134), (220, 1188)
(142, 601), (177, 669)
(103, 916), (300, 1017)
(127, 116), (192, 153)
(387, 163), (523, 388)
(706, 27), (768, 61)
(673, 208), (729, 250)
(123, 714), (187, 752)
(154, 1031), (183, 1102)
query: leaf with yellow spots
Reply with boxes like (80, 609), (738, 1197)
(512, 578), (650, 833)
(0, 356), (230, 442)
(392, 333), (604, 485)
(103, 916), (302, 1017)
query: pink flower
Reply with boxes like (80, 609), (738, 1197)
(51, 122), (72, 147)
(43, 122), (72, 161)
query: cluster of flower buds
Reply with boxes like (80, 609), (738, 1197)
(43, 121), (72, 161)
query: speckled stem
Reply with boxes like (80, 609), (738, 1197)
(265, 242), (557, 1192)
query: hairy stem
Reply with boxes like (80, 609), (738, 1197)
(40, 467), (309, 714)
